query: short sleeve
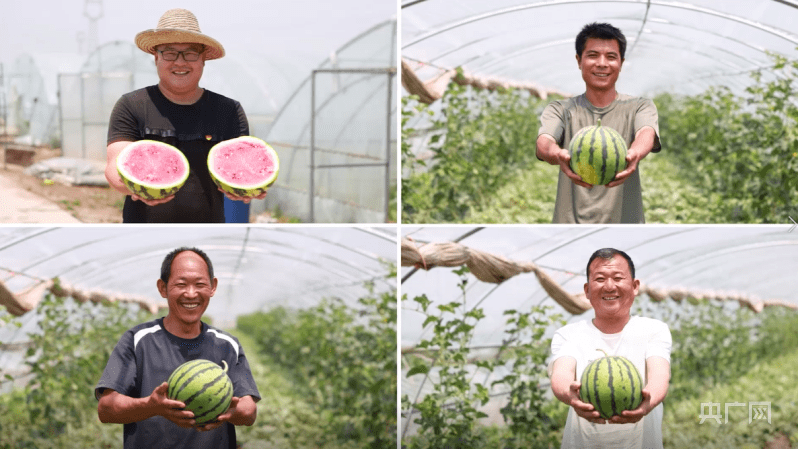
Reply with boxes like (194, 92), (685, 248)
(235, 101), (249, 137)
(634, 99), (661, 152)
(547, 327), (579, 378)
(645, 321), (672, 363)
(538, 101), (566, 146)
(107, 95), (140, 144)
(95, 330), (138, 400)
(228, 340), (261, 402)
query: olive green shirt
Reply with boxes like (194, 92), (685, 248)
(538, 93), (661, 223)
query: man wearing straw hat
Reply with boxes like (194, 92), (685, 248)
(104, 8), (266, 222)
(548, 248), (671, 449)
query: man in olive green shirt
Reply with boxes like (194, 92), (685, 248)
(537, 22), (661, 223)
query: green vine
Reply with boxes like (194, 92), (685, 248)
(402, 70), (552, 223)
(402, 268), (565, 448)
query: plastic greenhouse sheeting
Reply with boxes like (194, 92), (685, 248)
(400, 225), (798, 431)
(253, 19), (398, 223)
(58, 41), (304, 161)
(401, 225), (798, 348)
(0, 226), (396, 392)
(401, 0), (798, 97)
(2, 53), (83, 146)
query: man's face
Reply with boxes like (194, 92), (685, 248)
(576, 38), (623, 93)
(584, 254), (639, 321)
(158, 251), (217, 327)
(154, 43), (205, 95)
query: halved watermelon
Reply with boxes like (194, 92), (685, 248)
(116, 140), (190, 200)
(207, 136), (279, 198)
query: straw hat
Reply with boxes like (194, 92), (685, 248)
(135, 9), (225, 60)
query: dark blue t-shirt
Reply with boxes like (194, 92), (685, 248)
(96, 318), (260, 449)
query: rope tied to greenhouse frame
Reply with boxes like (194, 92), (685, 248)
(400, 238), (798, 314)
(0, 277), (168, 316)
(401, 237), (592, 314)
(401, 57), (571, 104)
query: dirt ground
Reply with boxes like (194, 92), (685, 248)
(2, 147), (125, 223)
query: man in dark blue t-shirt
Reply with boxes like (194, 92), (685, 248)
(96, 247), (260, 449)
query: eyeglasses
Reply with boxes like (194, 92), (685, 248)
(157, 49), (202, 62)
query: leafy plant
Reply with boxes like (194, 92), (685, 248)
(492, 307), (565, 448)
(402, 267), (491, 449)
(654, 52), (798, 223)
(237, 274), (396, 448)
(632, 296), (798, 402)
(0, 286), (154, 449)
(402, 268), (566, 449)
(402, 71), (553, 223)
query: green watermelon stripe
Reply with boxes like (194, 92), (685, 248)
(599, 128), (608, 184)
(591, 360), (601, 416)
(168, 360), (214, 397)
(581, 355), (643, 420)
(609, 131), (624, 182)
(182, 369), (229, 410)
(607, 357), (617, 418)
(573, 129), (585, 165)
(193, 380), (234, 424)
(170, 361), (218, 399)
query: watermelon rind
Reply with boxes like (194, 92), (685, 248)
(579, 350), (643, 420)
(207, 136), (280, 198)
(568, 119), (628, 185)
(167, 359), (233, 426)
(116, 140), (190, 200)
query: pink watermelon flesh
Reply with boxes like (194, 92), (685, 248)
(211, 140), (276, 185)
(122, 143), (186, 185)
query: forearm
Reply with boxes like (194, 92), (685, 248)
(645, 357), (670, 409)
(550, 357), (577, 404)
(98, 391), (157, 424)
(629, 127), (656, 161)
(105, 141), (134, 195)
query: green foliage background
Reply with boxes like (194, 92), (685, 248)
(0, 276), (396, 449)
(402, 56), (798, 224)
(400, 273), (798, 448)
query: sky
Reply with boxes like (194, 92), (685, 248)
(0, 0), (396, 71)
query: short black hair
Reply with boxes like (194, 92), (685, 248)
(586, 248), (635, 279)
(160, 247), (214, 283)
(576, 22), (627, 60)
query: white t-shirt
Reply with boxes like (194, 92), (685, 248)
(548, 316), (672, 449)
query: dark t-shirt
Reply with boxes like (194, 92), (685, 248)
(108, 85), (249, 223)
(95, 318), (261, 449)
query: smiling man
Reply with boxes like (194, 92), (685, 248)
(548, 248), (671, 449)
(96, 247), (260, 449)
(536, 23), (661, 223)
(104, 9), (266, 223)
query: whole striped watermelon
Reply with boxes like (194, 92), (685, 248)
(167, 359), (233, 426)
(569, 119), (627, 185)
(579, 349), (643, 419)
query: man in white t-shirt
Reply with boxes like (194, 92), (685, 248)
(548, 248), (671, 449)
